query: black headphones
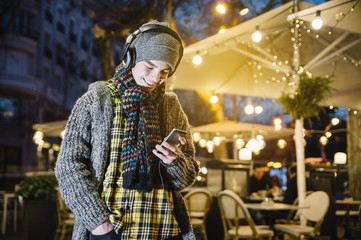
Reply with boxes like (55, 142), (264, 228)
(120, 23), (183, 77)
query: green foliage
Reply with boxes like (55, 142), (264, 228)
(278, 73), (335, 120)
(16, 175), (58, 200)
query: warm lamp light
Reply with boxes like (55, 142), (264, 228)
(239, 8), (249, 16)
(255, 105), (263, 114)
(218, 27), (226, 34)
(319, 136), (328, 145)
(192, 54), (202, 65)
(216, 3), (226, 14)
(193, 132), (201, 142)
(312, 10), (323, 29)
(199, 139), (206, 148)
(210, 95), (219, 103)
(277, 139), (287, 149)
(244, 103), (254, 114)
(252, 26), (262, 42)
(238, 148), (252, 160)
(334, 152), (347, 164)
(236, 138), (245, 149)
(331, 117), (340, 126)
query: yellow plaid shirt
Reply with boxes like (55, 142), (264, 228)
(102, 83), (180, 239)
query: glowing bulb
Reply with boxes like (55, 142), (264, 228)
(331, 117), (340, 126)
(236, 138), (245, 149)
(325, 131), (332, 138)
(319, 136), (328, 145)
(201, 167), (208, 174)
(239, 8), (249, 16)
(199, 139), (206, 148)
(210, 95), (219, 103)
(213, 136), (222, 146)
(255, 105), (263, 114)
(244, 103), (254, 114)
(218, 27), (226, 34)
(275, 125), (282, 131)
(193, 132), (201, 142)
(252, 28), (262, 42)
(274, 117), (282, 125)
(312, 10), (323, 29)
(216, 3), (226, 14)
(192, 55), (202, 65)
(277, 139), (287, 149)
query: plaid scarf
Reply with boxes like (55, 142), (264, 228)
(112, 64), (165, 192)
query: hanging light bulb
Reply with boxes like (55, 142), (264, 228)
(216, 3), (226, 14)
(218, 26), (226, 34)
(312, 10), (323, 30)
(199, 139), (207, 148)
(319, 136), (328, 145)
(236, 138), (245, 149)
(213, 136), (222, 146)
(193, 132), (201, 142)
(192, 54), (202, 65)
(244, 103), (254, 115)
(210, 94), (219, 103)
(206, 141), (214, 153)
(252, 26), (262, 42)
(331, 117), (340, 126)
(277, 139), (287, 149)
(239, 8), (249, 16)
(255, 105), (263, 114)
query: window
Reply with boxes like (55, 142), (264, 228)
(0, 146), (21, 174)
(0, 98), (17, 124)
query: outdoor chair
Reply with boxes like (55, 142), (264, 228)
(54, 190), (75, 240)
(217, 189), (273, 240)
(274, 191), (329, 240)
(275, 191), (314, 225)
(184, 188), (213, 240)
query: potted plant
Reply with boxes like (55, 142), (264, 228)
(16, 173), (58, 240)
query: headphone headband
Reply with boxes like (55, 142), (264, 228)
(120, 23), (183, 76)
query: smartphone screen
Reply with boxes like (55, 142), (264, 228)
(162, 128), (187, 145)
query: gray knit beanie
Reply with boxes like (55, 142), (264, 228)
(133, 21), (182, 73)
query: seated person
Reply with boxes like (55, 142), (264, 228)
(283, 165), (317, 204)
(250, 164), (273, 197)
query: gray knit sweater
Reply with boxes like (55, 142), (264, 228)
(55, 81), (198, 240)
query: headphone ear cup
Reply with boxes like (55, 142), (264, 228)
(128, 47), (136, 69)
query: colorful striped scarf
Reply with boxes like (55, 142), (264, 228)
(112, 64), (165, 192)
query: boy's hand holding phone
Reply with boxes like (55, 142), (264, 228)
(153, 129), (187, 164)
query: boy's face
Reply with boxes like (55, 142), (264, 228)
(132, 60), (171, 91)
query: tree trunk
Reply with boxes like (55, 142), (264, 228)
(94, 32), (115, 80)
(347, 110), (361, 200)
(295, 118), (306, 225)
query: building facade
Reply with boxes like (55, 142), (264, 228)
(0, 0), (104, 189)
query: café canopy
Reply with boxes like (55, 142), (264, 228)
(172, 0), (361, 110)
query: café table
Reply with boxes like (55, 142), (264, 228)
(0, 191), (18, 235)
(245, 201), (308, 229)
(335, 198), (361, 238)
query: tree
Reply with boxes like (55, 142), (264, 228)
(81, 0), (157, 80)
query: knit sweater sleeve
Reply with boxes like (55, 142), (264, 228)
(161, 93), (199, 190)
(55, 85), (110, 232)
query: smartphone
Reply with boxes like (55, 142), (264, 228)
(161, 128), (187, 145)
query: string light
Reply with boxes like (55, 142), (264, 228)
(312, 10), (323, 29)
(331, 117), (340, 126)
(252, 26), (262, 42)
(277, 139), (287, 149)
(239, 8), (249, 16)
(218, 26), (227, 34)
(210, 94), (219, 103)
(192, 53), (202, 65)
(216, 3), (226, 14)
